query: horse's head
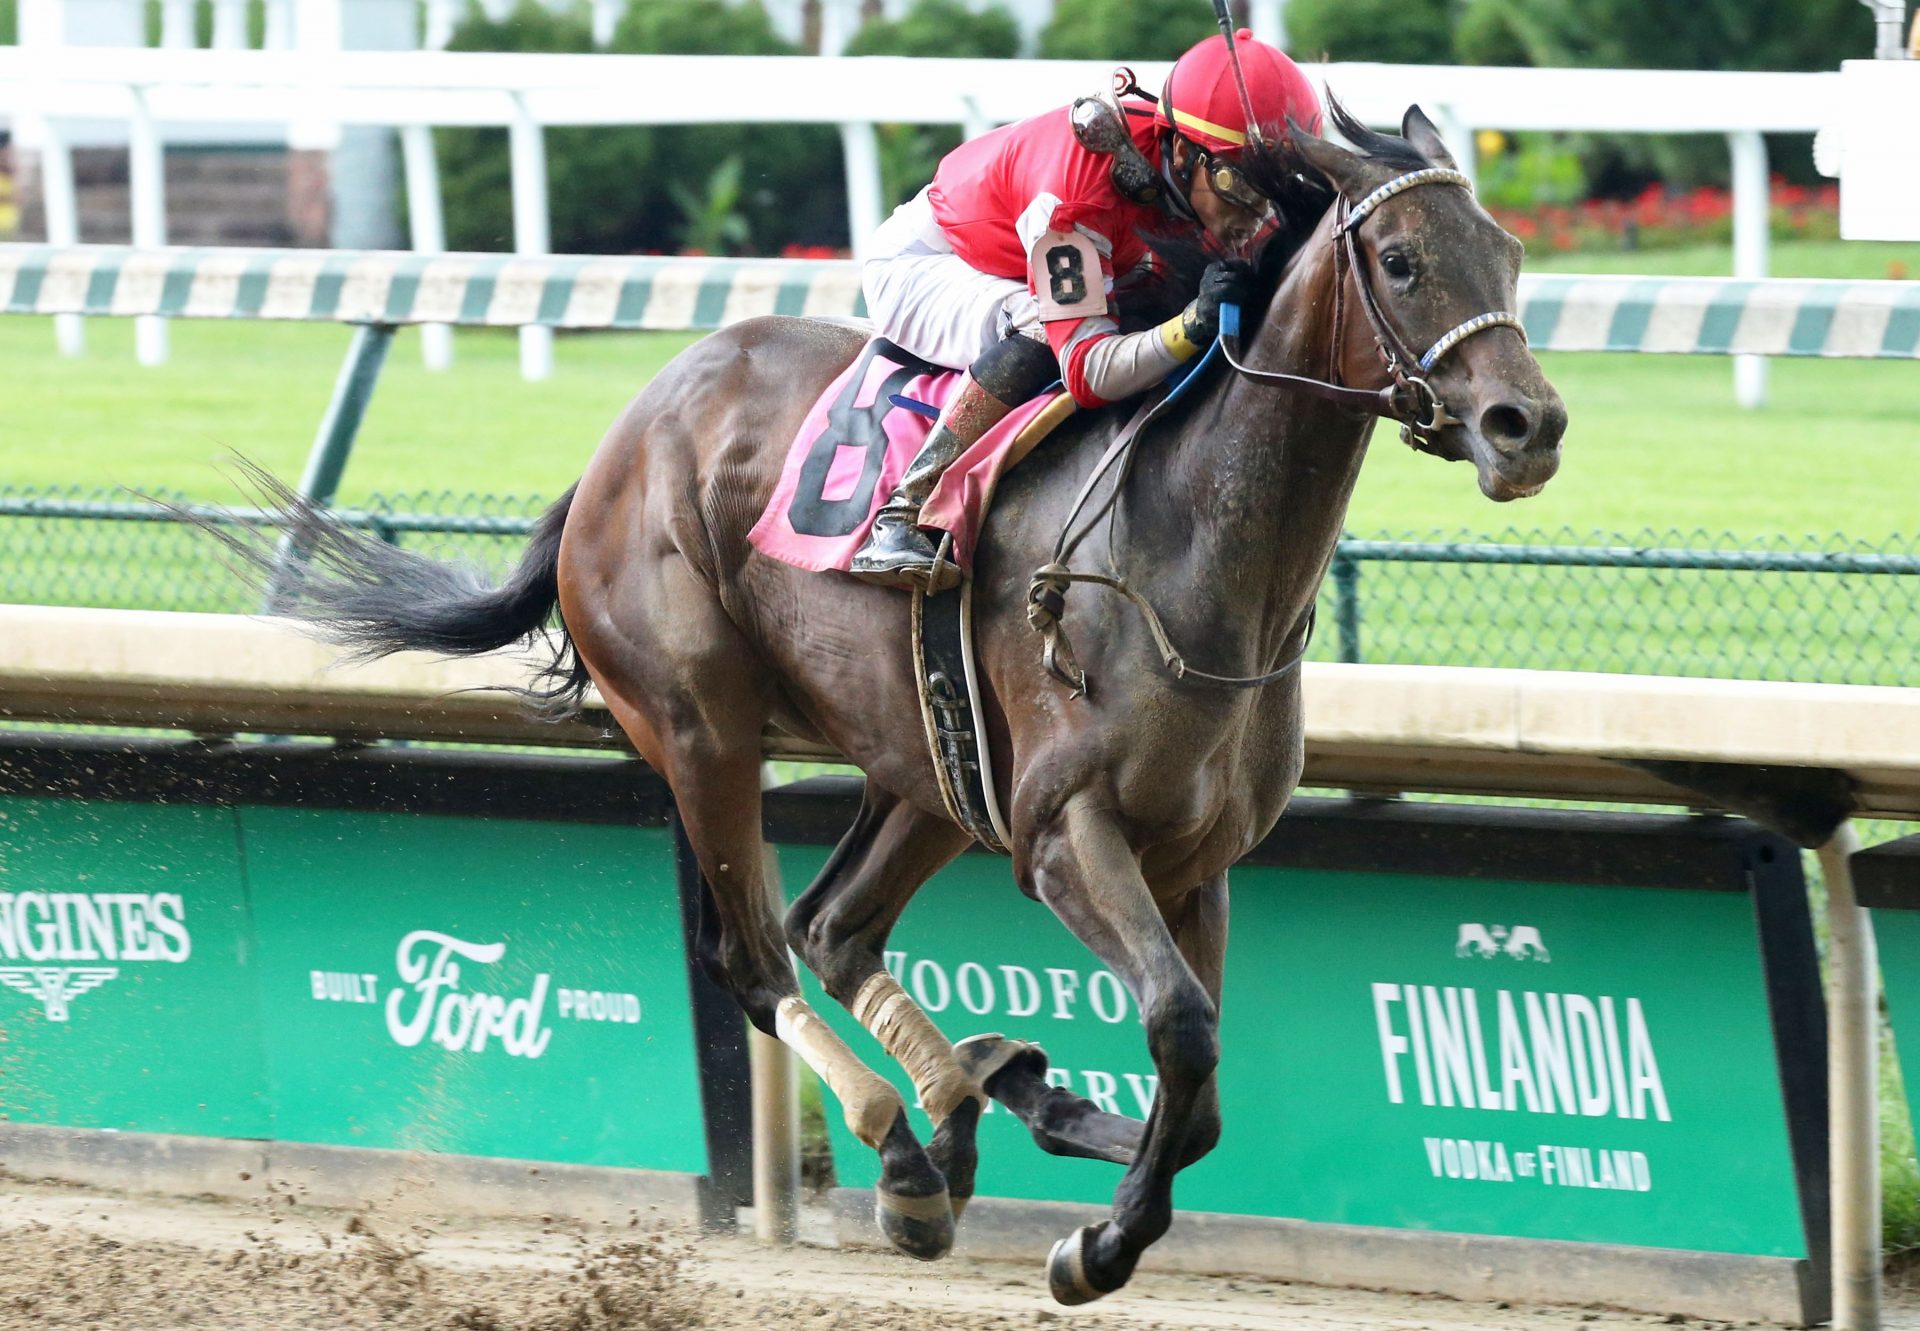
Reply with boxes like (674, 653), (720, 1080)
(1285, 104), (1567, 501)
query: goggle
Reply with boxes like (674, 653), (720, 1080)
(1198, 150), (1273, 217)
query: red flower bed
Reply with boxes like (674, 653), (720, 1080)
(1491, 179), (1840, 254)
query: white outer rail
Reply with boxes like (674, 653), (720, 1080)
(0, 48), (1811, 397)
(0, 49), (1840, 132)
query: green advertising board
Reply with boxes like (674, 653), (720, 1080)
(243, 807), (707, 1171)
(0, 743), (744, 1197)
(0, 797), (270, 1136)
(775, 793), (1824, 1265)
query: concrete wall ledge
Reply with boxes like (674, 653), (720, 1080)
(7, 606), (1920, 817)
(830, 1188), (1824, 1327)
(0, 1121), (712, 1229)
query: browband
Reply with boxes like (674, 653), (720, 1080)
(1337, 167), (1475, 233)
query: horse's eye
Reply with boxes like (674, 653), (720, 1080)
(1381, 251), (1413, 280)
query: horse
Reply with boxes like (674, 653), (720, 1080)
(207, 103), (1565, 1305)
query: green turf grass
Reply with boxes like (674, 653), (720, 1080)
(4, 252), (1917, 535)
(2, 238), (1915, 631)
(1525, 238), (1920, 279)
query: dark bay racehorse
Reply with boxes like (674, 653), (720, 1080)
(216, 105), (1564, 1304)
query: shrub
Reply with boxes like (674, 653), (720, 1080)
(1452, 0), (1873, 190)
(1285, 0), (1455, 65)
(435, 0), (845, 256)
(847, 0), (1025, 210)
(845, 0), (1021, 60)
(1037, 0), (1216, 62)
(607, 0), (844, 253)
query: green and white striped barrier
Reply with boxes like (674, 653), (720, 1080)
(0, 245), (866, 332)
(3, 244), (1917, 358)
(1518, 273), (1920, 359)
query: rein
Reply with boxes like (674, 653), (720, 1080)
(1027, 165), (1521, 697)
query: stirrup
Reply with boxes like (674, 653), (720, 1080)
(849, 525), (960, 593)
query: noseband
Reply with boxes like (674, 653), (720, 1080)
(1220, 166), (1525, 454)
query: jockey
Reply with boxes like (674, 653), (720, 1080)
(849, 29), (1324, 591)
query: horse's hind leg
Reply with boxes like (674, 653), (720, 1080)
(952, 1036), (1145, 1166)
(1021, 799), (1224, 1306)
(784, 785), (991, 1221)
(568, 574), (955, 1259)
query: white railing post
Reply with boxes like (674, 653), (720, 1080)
(422, 0), (459, 49)
(39, 120), (87, 357)
(817, 0), (855, 56)
(263, 0), (294, 47)
(1862, 0), (1908, 59)
(1250, 0), (1286, 46)
(15, 0), (84, 354)
(752, 841), (800, 1245)
(1729, 129), (1769, 410)
(160, 0), (198, 47)
(819, 0), (885, 253)
(1431, 105), (1478, 191)
(212, 0), (249, 48)
(840, 123), (884, 260)
(508, 94), (554, 382)
(960, 95), (992, 143)
(590, 0), (622, 48)
(400, 123), (454, 371)
(127, 85), (170, 366)
(1819, 822), (1881, 1331)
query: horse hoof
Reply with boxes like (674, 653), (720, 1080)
(875, 1185), (956, 1261)
(928, 1095), (981, 1226)
(1047, 1222), (1117, 1306)
(953, 1032), (1049, 1092)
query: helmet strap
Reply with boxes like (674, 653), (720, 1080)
(1159, 133), (1200, 223)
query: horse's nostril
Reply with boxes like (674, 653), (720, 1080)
(1480, 403), (1533, 453)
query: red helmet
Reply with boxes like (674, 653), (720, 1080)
(1155, 30), (1323, 155)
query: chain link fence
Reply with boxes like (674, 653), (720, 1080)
(5, 486), (1918, 687)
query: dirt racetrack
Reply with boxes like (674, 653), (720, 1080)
(0, 1171), (1910, 1331)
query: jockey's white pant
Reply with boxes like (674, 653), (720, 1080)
(861, 188), (1044, 371)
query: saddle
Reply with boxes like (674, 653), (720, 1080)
(749, 338), (1078, 852)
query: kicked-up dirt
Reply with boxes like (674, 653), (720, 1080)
(0, 1171), (1906, 1331)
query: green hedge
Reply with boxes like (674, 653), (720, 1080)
(436, 0), (843, 256)
(845, 0), (1024, 211)
(1036, 0), (1216, 61)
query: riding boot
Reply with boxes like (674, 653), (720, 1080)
(848, 371), (1019, 593)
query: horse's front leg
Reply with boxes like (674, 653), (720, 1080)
(1168, 872), (1227, 1169)
(1020, 797), (1222, 1305)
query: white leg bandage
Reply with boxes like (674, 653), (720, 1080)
(851, 971), (984, 1126)
(775, 996), (904, 1150)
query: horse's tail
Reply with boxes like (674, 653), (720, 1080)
(178, 459), (592, 718)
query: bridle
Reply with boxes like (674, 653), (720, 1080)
(1218, 166), (1526, 455)
(1025, 164), (1527, 697)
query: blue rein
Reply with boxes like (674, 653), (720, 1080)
(1159, 301), (1237, 409)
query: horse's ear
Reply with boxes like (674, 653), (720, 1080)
(1287, 115), (1369, 195)
(1400, 105), (1460, 171)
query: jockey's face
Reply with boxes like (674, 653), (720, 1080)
(1175, 138), (1266, 253)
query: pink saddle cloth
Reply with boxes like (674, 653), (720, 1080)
(749, 339), (1064, 576)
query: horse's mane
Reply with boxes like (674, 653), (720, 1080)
(1116, 96), (1427, 332)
